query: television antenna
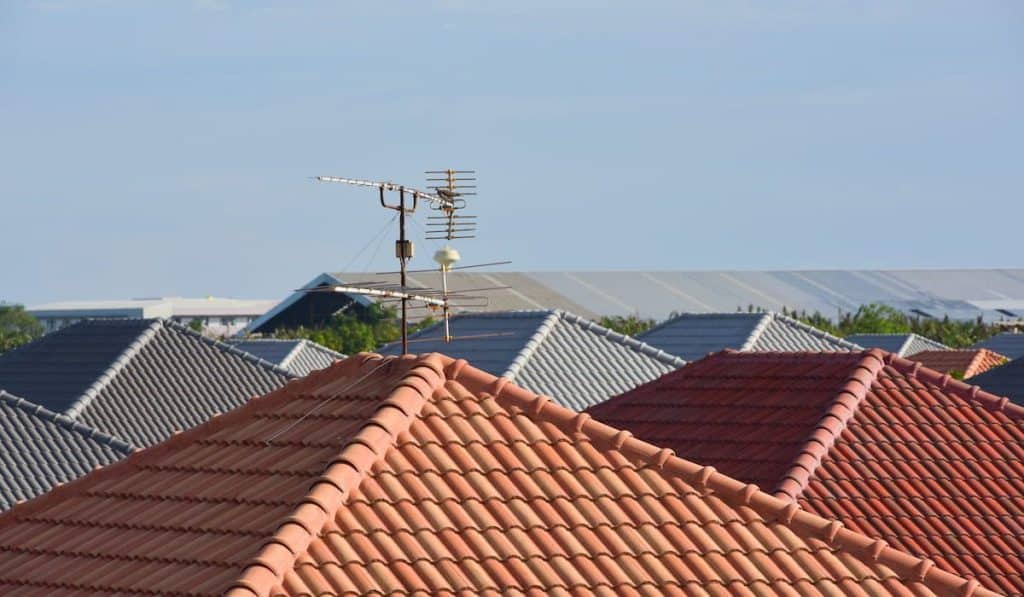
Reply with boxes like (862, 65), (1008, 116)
(313, 170), (505, 353)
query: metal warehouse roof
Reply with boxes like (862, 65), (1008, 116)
(246, 269), (1024, 334)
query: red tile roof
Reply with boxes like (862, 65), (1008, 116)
(0, 352), (989, 596)
(910, 348), (1009, 379)
(587, 349), (1024, 595)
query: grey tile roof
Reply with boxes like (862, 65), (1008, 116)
(973, 332), (1024, 360)
(846, 333), (949, 357)
(968, 355), (1024, 405)
(379, 310), (685, 411)
(637, 312), (860, 361)
(0, 390), (131, 510)
(229, 339), (344, 377)
(0, 319), (293, 448)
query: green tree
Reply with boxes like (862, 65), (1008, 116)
(599, 315), (657, 337)
(274, 303), (416, 354)
(784, 303), (1002, 349)
(0, 304), (44, 353)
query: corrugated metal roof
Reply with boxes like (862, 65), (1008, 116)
(637, 312), (859, 361)
(229, 339), (344, 377)
(379, 310), (684, 411)
(247, 269), (1024, 334)
(846, 333), (949, 357)
(0, 390), (130, 510)
(0, 319), (293, 447)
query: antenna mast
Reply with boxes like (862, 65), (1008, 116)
(313, 171), (475, 353)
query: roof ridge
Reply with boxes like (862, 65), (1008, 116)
(64, 319), (165, 418)
(738, 313), (772, 351)
(166, 320), (297, 379)
(636, 311), (765, 340)
(771, 350), (888, 501)
(227, 354), (448, 596)
(898, 335), (916, 356)
(884, 351), (1024, 420)
(502, 311), (563, 379)
(441, 354), (992, 597)
(556, 310), (686, 367)
(0, 390), (134, 454)
(770, 312), (863, 350)
(0, 359), (348, 531)
(276, 341), (308, 371)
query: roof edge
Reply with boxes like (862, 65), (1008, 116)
(226, 353), (448, 597)
(0, 361), (337, 530)
(167, 320), (298, 380)
(442, 354), (993, 597)
(502, 311), (562, 379)
(0, 390), (134, 454)
(556, 310), (688, 368)
(739, 313), (773, 351)
(771, 349), (887, 501)
(771, 313), (863, 351)
(64, 319), (165, 418)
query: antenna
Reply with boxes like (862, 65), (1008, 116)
(313, 170), (480, 353)
(424, 169), (477, 241)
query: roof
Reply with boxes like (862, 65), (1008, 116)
(229, 339), (344, 377)
(0, 352), (991, 596)
(970, 353), (1024, 405)
(379, 310), (685, 410)
(636, 312), (860, 361)
(0, 390), (131, 510)
(973, 331), (1024, 359)
(251, 269), (1024, 328)
(586, 350), (1024, 594)
(846, 333), (949, 357)
(0, 319), (293, 447)
(28, 296), (276, 318)
(910, 349), (1008, 379)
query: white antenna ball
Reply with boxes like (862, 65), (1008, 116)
(433, 246), (461, 269)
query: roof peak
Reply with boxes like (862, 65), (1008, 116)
(0, 351), (988, 596)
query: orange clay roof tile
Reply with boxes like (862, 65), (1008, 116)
(910, 349), (1009, 379)
(587, 348), (1024, 595)
(0, 352), (996, 596)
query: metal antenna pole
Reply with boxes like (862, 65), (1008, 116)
(399, 187), (408, 354)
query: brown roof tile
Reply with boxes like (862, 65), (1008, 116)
(911, 349), (1009, 379)
(587, 349), (1024, 594)
(0, 353), (992, 596)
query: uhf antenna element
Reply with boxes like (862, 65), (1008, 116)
(313, 171), (476, 354)
(425, 169), (477, 241)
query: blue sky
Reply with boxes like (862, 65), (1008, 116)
(2, 1), (1022, 305)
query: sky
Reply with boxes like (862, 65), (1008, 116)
(2, 1), (1022, 305)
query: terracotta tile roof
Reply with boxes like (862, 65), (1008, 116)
(910, 349), (1009, 379)
(0, 353), (988, 596)
(587, 349), (1024, 594)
